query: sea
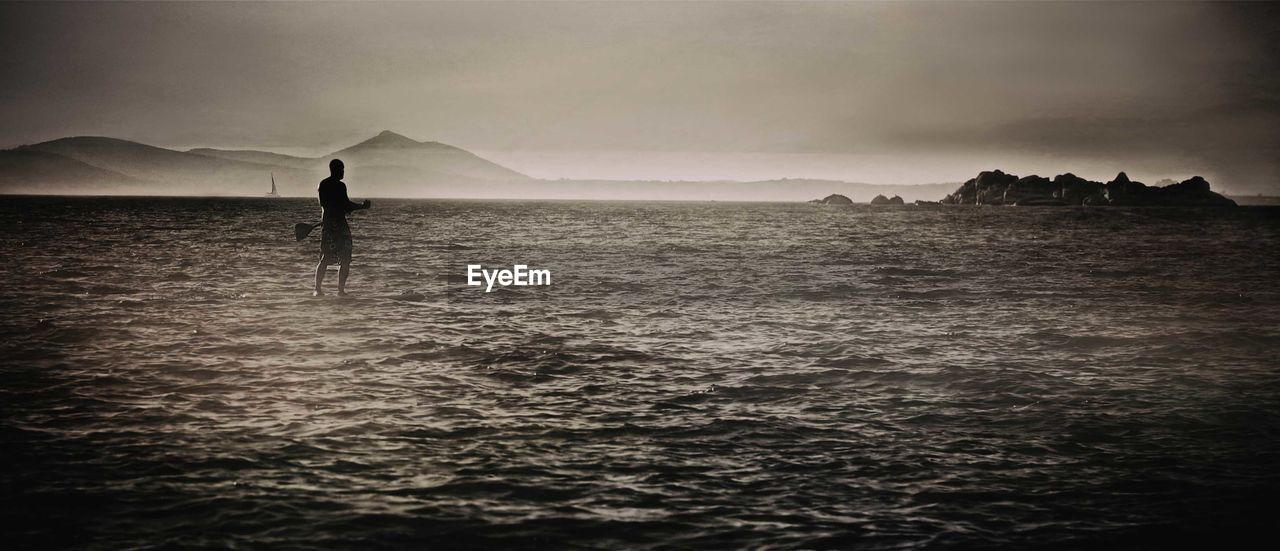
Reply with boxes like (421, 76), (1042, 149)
(2, 196), (1279, 549)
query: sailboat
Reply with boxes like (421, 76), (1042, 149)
(265, 172), (281, 198)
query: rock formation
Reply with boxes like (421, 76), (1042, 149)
(810, 193), (854, 205)
(940, 170), (1236, 207)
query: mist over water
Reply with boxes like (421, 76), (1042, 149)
(3, 197), (1279, 548)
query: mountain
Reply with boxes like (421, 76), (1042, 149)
(0, 149), (143, 194)
(329, 130), (529, 182)
(0, 131), (955, 200)
(1, 131), (528, 196)
(190, 130), (529, 181)
(186, 148), (316, 170)
(185, 130), (530, 190)
(19, 137), (305, 195)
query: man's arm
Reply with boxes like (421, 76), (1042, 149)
(340, 183), (371, 212)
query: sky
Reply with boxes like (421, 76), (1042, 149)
(2, 1), (1278, 192)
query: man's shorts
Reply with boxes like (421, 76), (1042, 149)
(320, 217), (353, 264)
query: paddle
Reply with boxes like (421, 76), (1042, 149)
(295, 222), (321, 241)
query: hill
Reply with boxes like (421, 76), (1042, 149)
(18, 137), (307, 195)
(1, 131), (955, 201)
(186, 131), (530, 185)
(3, 131), (528, 196)
(186, 148), (316, 170)
(0, 149), (143, 194)
(189, 131), (529, 183)
(329, 131), (529, 182)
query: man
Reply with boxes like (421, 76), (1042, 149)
(314, 159), (370, 296)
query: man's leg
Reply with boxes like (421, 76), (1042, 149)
(337, 260), (351, 295)
(314, 255), (330, 296)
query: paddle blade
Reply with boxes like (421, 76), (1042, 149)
(295, 222), (317, 242)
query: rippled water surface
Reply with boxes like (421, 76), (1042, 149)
(3, 197), (1279, 549)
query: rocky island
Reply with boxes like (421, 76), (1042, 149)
(940, 170), (1236, 207)
(870, 194), (905, 205)
(810, 193), (854, 205)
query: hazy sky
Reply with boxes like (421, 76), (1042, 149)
(2, 1), (1277, 191)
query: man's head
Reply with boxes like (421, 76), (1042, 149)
(329, 159), (345, 179)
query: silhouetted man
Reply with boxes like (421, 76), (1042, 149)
(314, 159), (370, 296)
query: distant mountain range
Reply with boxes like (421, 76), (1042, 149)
(0, 130), (953, 201)
(0, 131), (529, 197)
